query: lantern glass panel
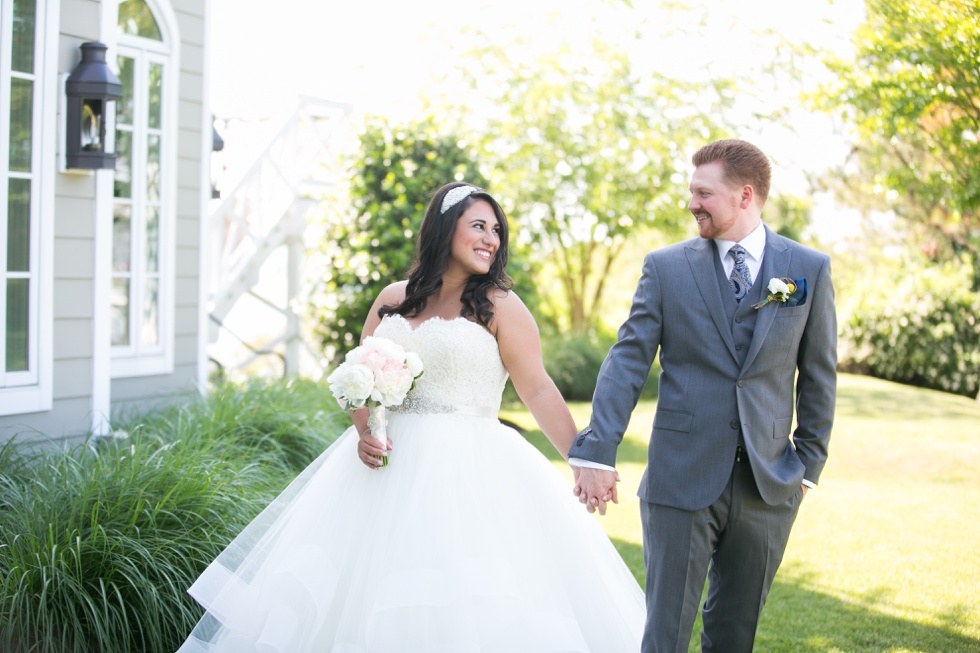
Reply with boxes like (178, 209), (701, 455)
(80, 99), (104, 152)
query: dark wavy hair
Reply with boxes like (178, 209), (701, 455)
(378, 181), (513, 329)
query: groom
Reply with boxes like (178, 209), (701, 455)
(570, 139), (837, 652)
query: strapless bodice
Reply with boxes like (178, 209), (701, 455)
(373, 314), (508, 417)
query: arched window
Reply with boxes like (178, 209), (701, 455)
(112, 0), (176, 376)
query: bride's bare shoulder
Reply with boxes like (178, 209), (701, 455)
(372, 281), (408, 310)
(489, 289), (535, 334)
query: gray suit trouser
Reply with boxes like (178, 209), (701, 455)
(639, 452), (803, 653)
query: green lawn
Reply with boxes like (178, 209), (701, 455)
(502, 373), (980, 652)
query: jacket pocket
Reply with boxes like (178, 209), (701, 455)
(772, 417), (793, 439)
(654, 410), (693, 433)
(775, 305), (807, 319)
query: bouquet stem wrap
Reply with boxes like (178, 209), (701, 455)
(368, 404), (389, 467)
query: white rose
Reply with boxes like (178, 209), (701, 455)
(327, 362), (375, 408)
(767, 278), (791, 295)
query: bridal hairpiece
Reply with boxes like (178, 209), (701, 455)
(440, 185), (481, 214)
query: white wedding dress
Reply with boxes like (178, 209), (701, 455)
(178, 315), (644, 653)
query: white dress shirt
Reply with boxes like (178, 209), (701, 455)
(715, 221), (766, 285)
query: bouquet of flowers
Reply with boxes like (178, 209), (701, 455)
(327, 336), (424, 466)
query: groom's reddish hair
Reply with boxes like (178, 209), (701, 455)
(692, 139), (771, 205)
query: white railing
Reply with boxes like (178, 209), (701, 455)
(207, 96), (353, 380)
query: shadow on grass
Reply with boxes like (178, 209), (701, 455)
(834, 376), (980, 422)
(755, 571), (980, 653)
(608, 539), (980, 652)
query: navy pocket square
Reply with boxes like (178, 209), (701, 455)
(753, 277), (807, 309)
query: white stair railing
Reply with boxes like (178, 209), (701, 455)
(207, 96), (353, 380)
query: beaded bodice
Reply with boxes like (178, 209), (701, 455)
(374, 315), (508, 416)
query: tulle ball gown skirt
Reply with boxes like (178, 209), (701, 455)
(177, 412), (645, 652)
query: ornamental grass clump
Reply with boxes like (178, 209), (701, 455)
(0, 378), (342, 653)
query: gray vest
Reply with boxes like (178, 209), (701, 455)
(712, 244), (766, 368)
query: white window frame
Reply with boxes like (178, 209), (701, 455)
(110, 0), (178, 378)
(0, 0), (56, 415)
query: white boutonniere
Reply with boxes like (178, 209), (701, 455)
(753, 277), (804, 309)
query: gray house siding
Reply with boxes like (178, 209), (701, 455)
(0, 0), (212, 444)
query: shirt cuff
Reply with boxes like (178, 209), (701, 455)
(802, 479), (816, 489)
(568, 457), (616, 473)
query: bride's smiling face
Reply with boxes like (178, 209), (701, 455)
(448, 199), (500, 276)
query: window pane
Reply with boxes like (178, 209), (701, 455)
(8, 77), (34, 172)
(146, 134), (160, 202)
(111, 279), (130, 346)
(148, 63), (162, 129)
(141, 278), (159, 346)
(116, 56), (135, 126)
(146, 205), (159, 272)
(12, 0), (37, 73)
(7, 179), (31, 272)
(114, 130), (132, 198)
(113, 204), (132, 272)
(118, 0), (162, 40)
(6, 279), (30, 372)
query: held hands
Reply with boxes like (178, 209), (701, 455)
(356, 428), (390, 469)
(572, 467), (620, 516)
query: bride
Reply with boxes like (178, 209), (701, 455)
(178, 182), (644, 652)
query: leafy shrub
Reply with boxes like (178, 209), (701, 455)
(540, 331), (661, 402)
(0, 379), (343, 653)
(840, 265), (980, 398)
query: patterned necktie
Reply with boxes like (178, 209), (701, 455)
(728, 244), (753, 303)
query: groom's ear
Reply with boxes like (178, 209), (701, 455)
(739, 184), (755, 209)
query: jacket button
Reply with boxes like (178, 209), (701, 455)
(737, 380), (745, 387)
(730, 418), (740, 430)
(576, 436), (585, 445)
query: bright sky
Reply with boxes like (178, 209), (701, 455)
(209, 0), (866, 238)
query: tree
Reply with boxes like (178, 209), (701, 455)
(816, 0), (980, 284)
(461, 41), (736, 333)
(308, 117), (489, 359)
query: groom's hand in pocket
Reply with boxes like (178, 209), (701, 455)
(573, 468), (619, 516)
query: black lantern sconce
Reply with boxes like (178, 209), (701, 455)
(65, 42), (123, 170)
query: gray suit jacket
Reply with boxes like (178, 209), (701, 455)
(569, 226), (837, 510)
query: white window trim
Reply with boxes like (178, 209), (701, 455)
(110, 0), (179, 379)
(0, 0), (57, 416)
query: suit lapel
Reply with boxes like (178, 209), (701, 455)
(741, 227), (791, 372)
(686, 239), (738, 362)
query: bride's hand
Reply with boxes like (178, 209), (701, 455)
(356, 428), (390, 469)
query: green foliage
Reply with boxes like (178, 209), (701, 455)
(540, 330), (660, 402)
(0, 379), (343, 653)
(460, 40), (736, 332)
(816, 0), (980, 283)
(307, 117), (490, 360)
(839, 259), (980, 397)
(765, 193), (814, 244)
